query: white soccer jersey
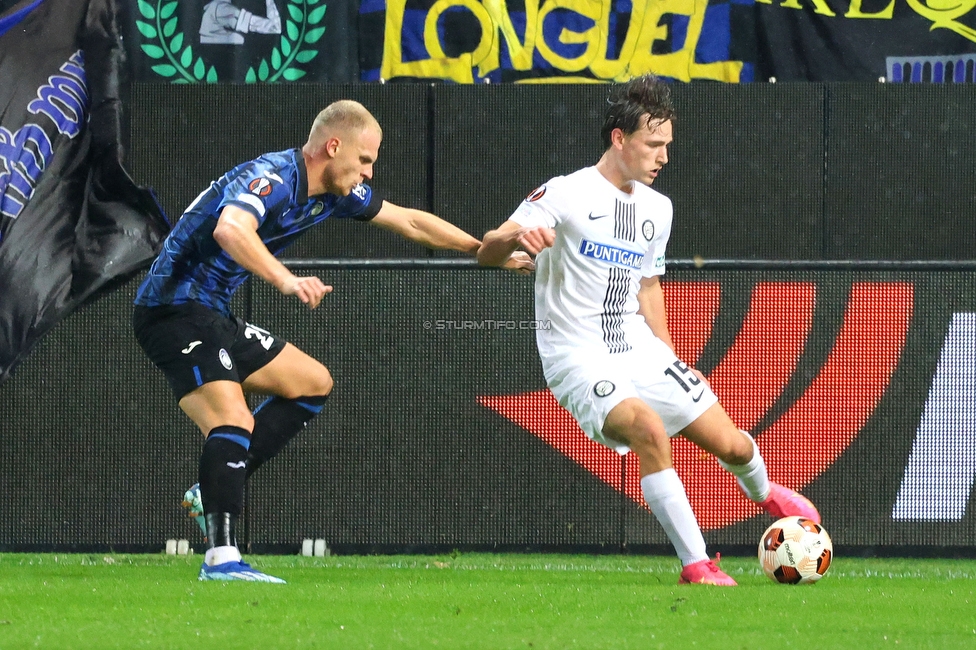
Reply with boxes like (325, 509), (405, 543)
(509, 166), (673, 359)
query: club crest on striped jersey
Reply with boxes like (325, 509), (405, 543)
(642, 220), (655, 241)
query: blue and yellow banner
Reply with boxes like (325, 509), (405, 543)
(357, 0), (976, 83)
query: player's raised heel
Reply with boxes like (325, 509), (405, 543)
(198, 560), (286, 583)
(181, 483), (208, 540)
(678, 556), (737, 586)
(760, 482), (821, 524)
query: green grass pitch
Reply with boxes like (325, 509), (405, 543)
(0, 553), (973, 649)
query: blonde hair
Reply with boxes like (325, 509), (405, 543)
(306, 100), (382, 152)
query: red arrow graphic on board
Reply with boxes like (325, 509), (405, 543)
(477, 281), (913, 530)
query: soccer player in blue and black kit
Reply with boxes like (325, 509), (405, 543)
(133, 100), (532, 582)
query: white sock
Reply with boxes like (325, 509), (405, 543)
(640, 468), (708, 566)
(717, 431), (771, 502)
(205, 545), (242, 566)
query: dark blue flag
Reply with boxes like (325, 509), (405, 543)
(0, 0), (170, 383)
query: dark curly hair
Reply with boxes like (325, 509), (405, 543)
(600, 74), (675, 149)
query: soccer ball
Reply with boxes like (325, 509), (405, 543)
(758, 516), (833, 584)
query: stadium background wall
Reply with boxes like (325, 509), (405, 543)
(1, 83), (974, 555)
(124, 82), (976, 261)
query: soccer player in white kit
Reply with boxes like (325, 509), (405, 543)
(478, 75), (820, 586)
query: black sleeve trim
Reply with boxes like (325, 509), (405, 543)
(352, 189), (384, 221)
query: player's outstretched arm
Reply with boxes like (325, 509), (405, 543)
(370, 201), (480, 255)
(637, 275), (675, 351)
(478, 221), (555, 267)
(213, 205), (332, 309)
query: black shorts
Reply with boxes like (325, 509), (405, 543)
(132, 302), (287, 400)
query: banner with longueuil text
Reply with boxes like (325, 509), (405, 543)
(357, 0), (976, 83)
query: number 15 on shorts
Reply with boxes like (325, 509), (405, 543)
(664, 360), (705, 401)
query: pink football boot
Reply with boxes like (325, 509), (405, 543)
(678, 555), (737, 586)
(760, 482), (821, 524)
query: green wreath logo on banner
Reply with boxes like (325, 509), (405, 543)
(136, 0), (326, 83)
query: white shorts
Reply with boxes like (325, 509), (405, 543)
(543, 337), (719, 455)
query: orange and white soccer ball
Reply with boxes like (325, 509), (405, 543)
(758, 516), (833, 584)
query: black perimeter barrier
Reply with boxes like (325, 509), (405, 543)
(1, 259), (975, 557)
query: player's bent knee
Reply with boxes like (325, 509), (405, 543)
(270, 363), (332, 399)
(604, 398), (645, 430)
(714, 429), (755, 466)
(603, 399), (669, 455)
(306, 365), (333, 397)
(626, 420), (669, 455)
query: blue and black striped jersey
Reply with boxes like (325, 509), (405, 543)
(134, 148), (381, 314)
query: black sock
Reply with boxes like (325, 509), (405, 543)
(199, 425), (251, 520)
(246, 394), (329, 477)
(205, 512), (238, 549)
